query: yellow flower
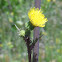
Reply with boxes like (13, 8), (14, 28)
(28, 7), (48, 27)
(47, 0), (51, 2)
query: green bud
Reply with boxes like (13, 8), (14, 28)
(19, 30), (25, 36)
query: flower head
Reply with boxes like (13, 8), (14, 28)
(28, 7), (48, 27)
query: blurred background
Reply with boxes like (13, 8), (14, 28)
(0, 0), (62, 62)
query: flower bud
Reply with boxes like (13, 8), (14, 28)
(19, 30), (25, 36)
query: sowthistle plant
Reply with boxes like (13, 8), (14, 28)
(15, 7), (48, 62)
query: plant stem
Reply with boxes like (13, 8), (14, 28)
(28, 46), (31, 62)
(33, 0), (41, 62)
(24, 29), (31, 62)
(33, 27), (40, 62)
